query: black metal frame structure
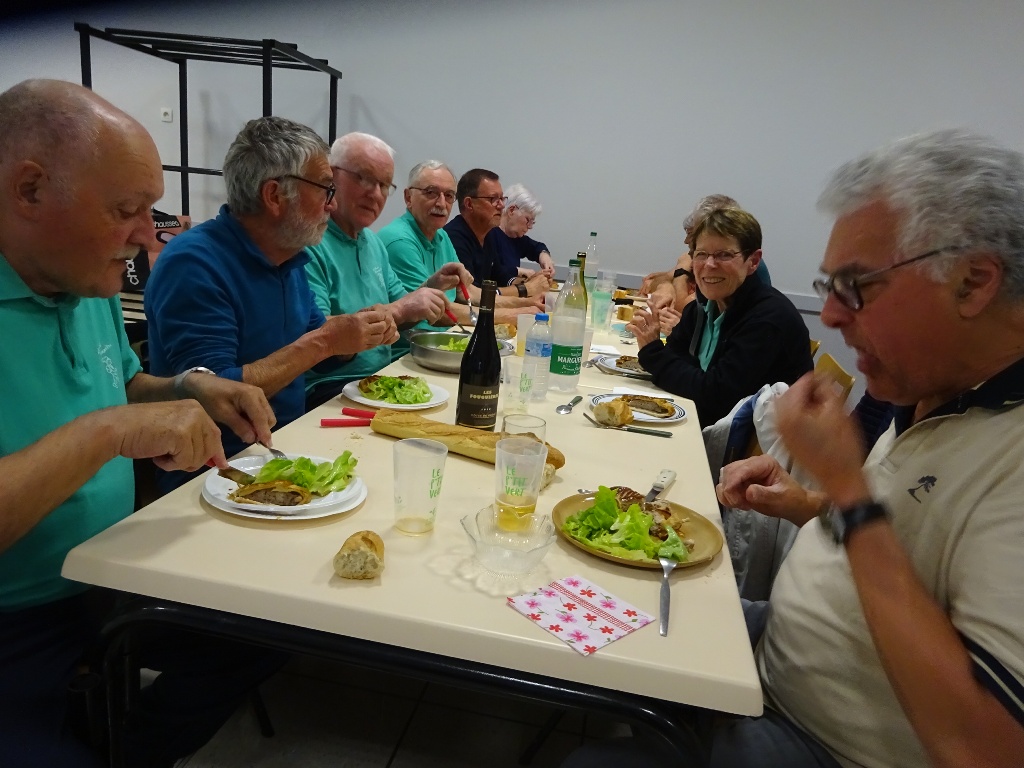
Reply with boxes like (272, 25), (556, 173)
(99, 599), (708, 767)
(75, 23), (343, 215)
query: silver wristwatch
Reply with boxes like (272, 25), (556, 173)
(173, 366), (216, 398)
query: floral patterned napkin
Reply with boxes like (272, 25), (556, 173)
(506, 575), (654, 655)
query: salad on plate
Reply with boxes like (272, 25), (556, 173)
(561, 485), (691, 563)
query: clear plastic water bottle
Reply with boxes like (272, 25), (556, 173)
(549, 259), (587, 393)
(523, 313), (552, 401)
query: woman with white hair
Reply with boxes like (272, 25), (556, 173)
(496, 183), (555, 282)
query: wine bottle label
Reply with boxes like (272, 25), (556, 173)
(550, 344), (583, 376)
(456, 383), (499, 428)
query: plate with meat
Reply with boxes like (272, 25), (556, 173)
(552, 486), (722, 569)
(588, 394), (686, 424)
(202, 454), (367, 520)
(592, 354), (652, 380)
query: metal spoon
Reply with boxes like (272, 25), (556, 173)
(555, 395), (583, 414)
(659, 556), (677, 637)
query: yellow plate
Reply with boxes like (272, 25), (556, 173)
(551, 492), (723, 570)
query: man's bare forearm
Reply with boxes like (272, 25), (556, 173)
(241, 328), (331, 397)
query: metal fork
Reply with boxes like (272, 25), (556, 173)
(260, 441), (287, 460)
(659, 556), (677, 636)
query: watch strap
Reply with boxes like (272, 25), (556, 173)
(516, 282), (528, 298)
(673, 267), (694, 280)
(173, 366), (216, 398)
(832, 501), (889, 544)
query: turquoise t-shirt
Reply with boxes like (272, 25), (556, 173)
(697, 300), (726, 371)
(0, 253), (142, 609)
(378, 210), (458, 310)
(304, 219), (410, 390)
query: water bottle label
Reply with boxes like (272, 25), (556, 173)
(525, 340), (552, 357)
(550, 344), (583, 376)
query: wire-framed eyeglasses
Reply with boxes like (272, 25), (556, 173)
(812, 246), (961, 311)
(409, 186), (456, 203)
(277, 174), (336, 205)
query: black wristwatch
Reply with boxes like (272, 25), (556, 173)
(673, 267), (694, 280)
(516, 282), (528, 298)
(822, 501), (890, 545)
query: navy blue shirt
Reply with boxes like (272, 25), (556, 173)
(444, 215), (514, 287)
(146, 205), (325, 467)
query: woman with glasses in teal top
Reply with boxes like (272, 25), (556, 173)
(629, 208), (812, 427)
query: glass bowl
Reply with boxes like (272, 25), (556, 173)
(460, 505), (556, 575)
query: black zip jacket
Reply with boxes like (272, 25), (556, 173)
(637, 276), (813, 427)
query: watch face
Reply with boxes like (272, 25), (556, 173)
(828, 508), (846, 545)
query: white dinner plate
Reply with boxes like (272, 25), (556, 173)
(588, 394), (686, 424)
(593, 354), (653, 380)
(340, 380), (449, 410)
(202, 454), (366, 519)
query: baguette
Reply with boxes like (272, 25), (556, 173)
(370, 409), (565, 469)
(333, 530), (385, 580)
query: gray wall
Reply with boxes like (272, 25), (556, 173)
(5, 0), (1023, 403)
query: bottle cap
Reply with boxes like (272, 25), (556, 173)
(590, 231), (597, 237)
(535, 313), (548, 322)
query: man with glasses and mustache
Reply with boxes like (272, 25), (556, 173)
(380, 161), (543, 325)
(445, 168), (551, 299)
(302, 133), (477, 408)
(568, 129), (1024, 768)
(147, 117), (395, 491)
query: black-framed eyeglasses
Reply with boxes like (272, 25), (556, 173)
(335, 167), (397, 197)
(693, 249), (744, 264)
(277, 174), (336, 205)
(812, 246), (961, 311)
(471, 194), (508, 207)
(409, 186), (456, 203)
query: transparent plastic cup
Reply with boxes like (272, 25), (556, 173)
(500, 414), (546, 445)
(393, 439), (447, 535)
(494, 437), (548, 532)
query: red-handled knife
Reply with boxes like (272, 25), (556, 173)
(320, 418), (373, 427)
(341, 407), (377, 418)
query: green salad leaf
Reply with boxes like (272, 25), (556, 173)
(439, 337), (470, 352)
(361, 375), (432, 404)
(562, 485), (689, 563)
(252, 451), (358, 496)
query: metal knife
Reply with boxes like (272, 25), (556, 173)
(645, 469), (677, 503)
(582, 412), (674, 438)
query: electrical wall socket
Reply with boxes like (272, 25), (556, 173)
(160, 107), (173, 123)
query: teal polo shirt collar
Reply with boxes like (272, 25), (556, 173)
(400, 210), (438, 254)
(217, 204), (311, 274)
(322, 217), (374, 272)
(0, 251), (81, 311)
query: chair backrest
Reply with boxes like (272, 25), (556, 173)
(815, 352), (855, 404)
(809, 338), (821, 357)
